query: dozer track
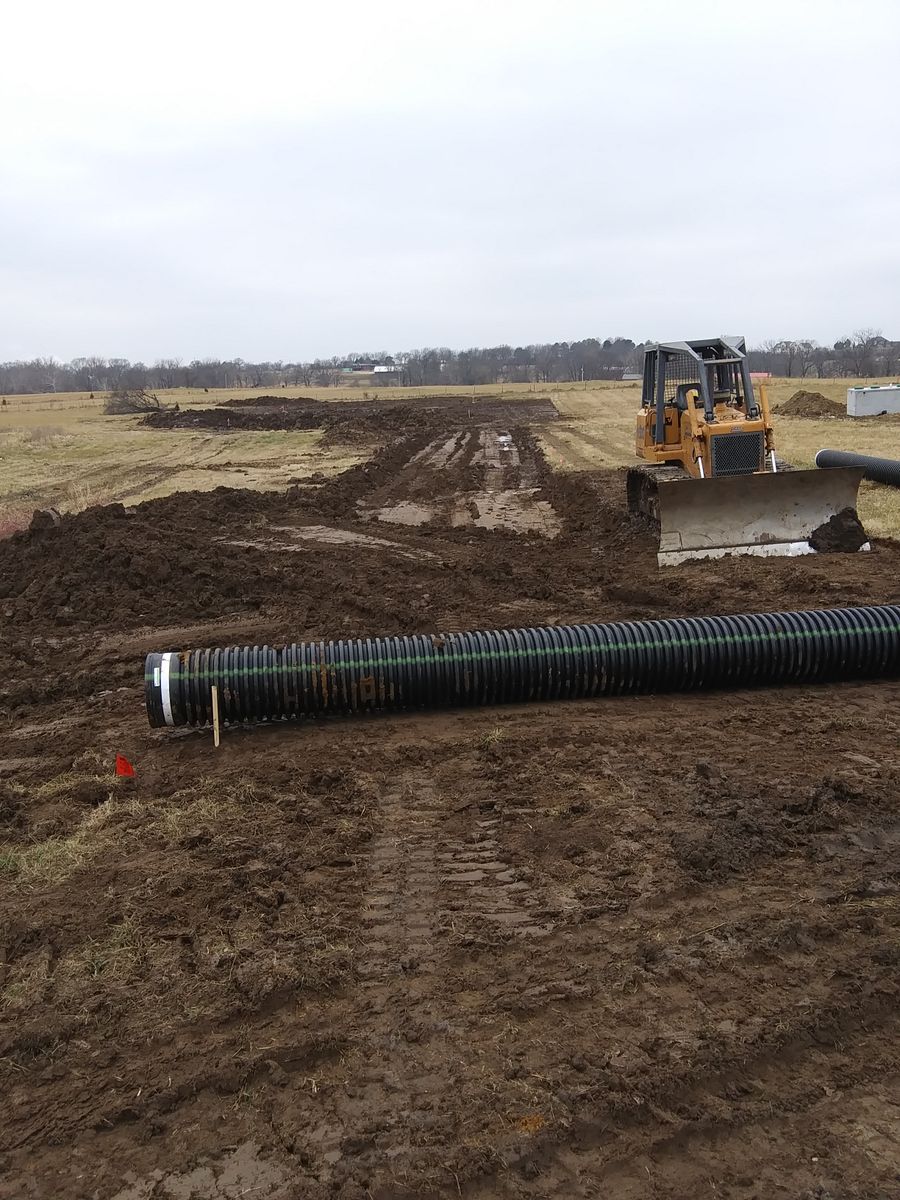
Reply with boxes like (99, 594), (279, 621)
(626, 464), (869, 567)
(626, 465), (687, 525)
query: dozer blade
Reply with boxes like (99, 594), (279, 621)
(656, 467), (869, 567)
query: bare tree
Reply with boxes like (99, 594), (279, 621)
(835, 329), (884, 377)
(104, 387), (167, 415)
(795, 340), (819, 377)
(773, 340), (799, 377)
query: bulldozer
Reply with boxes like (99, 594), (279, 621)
(626, 337), (869, 566)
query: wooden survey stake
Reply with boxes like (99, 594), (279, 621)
(211, 685), (221, 748)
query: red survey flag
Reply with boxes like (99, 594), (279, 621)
(115, 754), (136, 777)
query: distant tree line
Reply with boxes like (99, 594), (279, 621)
(0, 330), (897, 395)
(747, 330), (900, 379)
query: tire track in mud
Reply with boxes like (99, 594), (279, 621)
(356, 778), (440, 984)
(471, 427), (513, 488)
(445, 766), (900, 1195)
(303, 774), (446, 1186)
(410, 429), (473, 470)
(363, 426), (559, 535)
(302, 770), (555, 1189)
(438, 811), (554, 942)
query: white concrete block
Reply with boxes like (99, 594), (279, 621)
(847, 385), (900, 416)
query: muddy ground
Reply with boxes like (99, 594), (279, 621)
(2, 402), (900, 1199)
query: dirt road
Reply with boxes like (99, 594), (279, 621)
(2, 412), (900, 1199)
(360, 426), (559, 535)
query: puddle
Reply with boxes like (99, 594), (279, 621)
(370, 492), (558, 535)
(111, 1141), (289, 1200)
(470, 428), (521, 475)
(460, 490), (560, 535)
(226, 523), (438, 559)
(369, 501), (436, 527)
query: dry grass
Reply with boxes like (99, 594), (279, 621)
(154, 777), (253, 840)
(0, 410), (361, 518)
(0, 798), (116, 885)
(479, 725), (507, 749)
(0, 752), (121, 887)
(5, 749), (108, 801)
(0, 508), (32, 537)
(72, 916), (147, 982)
(1, 914), (149, 1013)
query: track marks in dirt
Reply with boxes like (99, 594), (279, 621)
(411, 429), (472, 471)
(7, 414), (900, 1198)
(357, 777), (440, 983)
(538, 423), (627, 471)
(365, 427), (560, 535)
(290, 765), (564, 1192)
(299, 772), (448, 1189)
(439, 812), (553, 943)
(110, 1141), (290, 1200)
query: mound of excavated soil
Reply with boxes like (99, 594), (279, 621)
(777, 390), (845, 418)
(322, 405), (438, 445)
(809, 506), (870, 552)
(145, 402), (440, 439)
(222, 393), (321, 407)
(144, 397), (560, 438)
(144, 405), (330, 431)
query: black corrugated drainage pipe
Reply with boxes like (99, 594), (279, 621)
(145, 604), (900, 729)
(817, 449), (900, 488)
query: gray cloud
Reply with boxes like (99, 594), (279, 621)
(2, 0), (899, 360)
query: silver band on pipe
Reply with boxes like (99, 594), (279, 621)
(160, 652), (175, 727)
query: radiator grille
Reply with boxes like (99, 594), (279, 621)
(711, 430), (764, 476)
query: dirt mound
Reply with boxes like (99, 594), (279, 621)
(144, 396), (560, 438)
(777, 390), (845, 418)
(222, 393), (321, 407)
(809, 506), (870, 552)
(144, 404), (331, 431)
(322, 405), (437, 445)
(146, 401), (440, 440)
(0, 431), (577, 642)
(1, 431), (898, 648)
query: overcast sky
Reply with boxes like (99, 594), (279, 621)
(2, 0), (899, 361)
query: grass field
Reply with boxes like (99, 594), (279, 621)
(1, 377), (899, 537)
(0, 398), (364, 532)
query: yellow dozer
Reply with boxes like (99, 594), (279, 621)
(627, 337), (870, 566)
